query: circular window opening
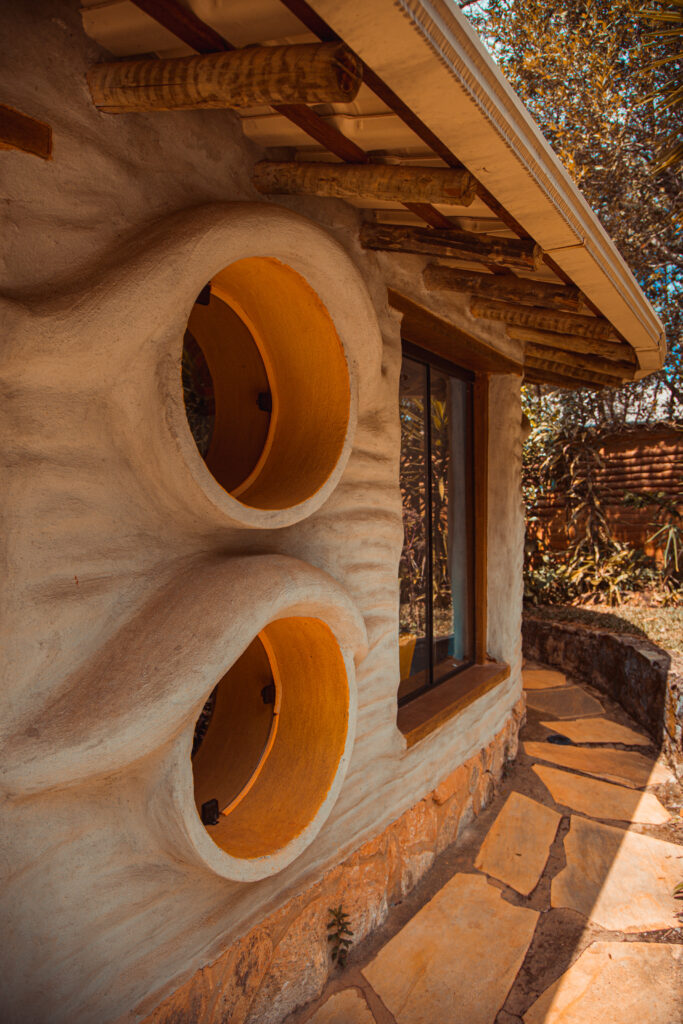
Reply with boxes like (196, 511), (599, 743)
(181, 257), (350, 511)
(191, 617), (350, 861)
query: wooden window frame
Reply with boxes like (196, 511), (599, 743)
(395, 308), (512, 744)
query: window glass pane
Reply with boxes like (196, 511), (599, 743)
(398, 358), (429, 701)
(430, 371), (472, 684)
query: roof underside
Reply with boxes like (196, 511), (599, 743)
(80, 0), (666, 389)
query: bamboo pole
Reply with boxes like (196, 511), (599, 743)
(423, 263), (584, 311)
(506, 325), (636, 363)
(471, 297), (617, 340)
(253, 161), (478, 206)
(360, 224), (541, 271)
(87, 42), (362, 112)
(525, 343), (633, 381)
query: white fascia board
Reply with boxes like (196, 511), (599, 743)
(307, 0), (665, 370)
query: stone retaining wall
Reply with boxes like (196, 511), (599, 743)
(523, 614), (682, 779)
(139, 697), (525, 1024)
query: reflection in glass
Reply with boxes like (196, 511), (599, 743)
(431, 370), (472, 684)
(398, 354), (473, 704)
(398, 359), (429, 702)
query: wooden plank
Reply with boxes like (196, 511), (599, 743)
(253, 161), (477, 205)
(277, 0), (467, 170)
(271, 103), (368, 162)
(130, 0), (230, 52)
(362, 224), (541, 271)
(470, 297), (617, 340)
(0, 105), (52, 159)
(87, 42), (362, 112)
(398, 661), (510, 746)
(389, 290), (523, 376)
(424, 264), (584, 312)
(473, 374), (489, 665)
(525, 343), (634, 380)
(507, 325), (636, 363)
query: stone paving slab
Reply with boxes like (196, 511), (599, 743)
(474, 792), (561, 895)
(551, 816), (683, 931)
(540, 716), (651, 747)
(532, 764), (671, 824)
(524, 741), (671, 789)
(525, 686), (604, 720)
(524, 941), (683, 1024)
(362, 874), (538, 1024)
(307, 989), (375, 1024)
(522, 668), (568, 691)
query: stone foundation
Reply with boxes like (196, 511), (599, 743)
(523, 614), (682, 778)
(141, 697), (525, 1024)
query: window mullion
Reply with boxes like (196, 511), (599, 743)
(425, 361), (434, 689)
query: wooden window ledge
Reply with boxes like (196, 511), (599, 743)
(398, 661), (510, 748)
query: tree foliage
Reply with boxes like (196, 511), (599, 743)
(461, 0), (682, 427)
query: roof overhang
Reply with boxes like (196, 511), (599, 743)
(80, 0), (666, 384)
(307, 0), (665, 374)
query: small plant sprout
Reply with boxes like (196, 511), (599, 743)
(327, 905), (353, 967)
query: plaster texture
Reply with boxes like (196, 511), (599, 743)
(1, 4), (526, 1023)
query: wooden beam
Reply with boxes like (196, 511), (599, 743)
(524, 367), (603, 391)
(128, 0), (467, 232)
(87, 42), (362, 113)
(253, 161), (477, 206)
(389, 290), (523, 375)
(473, 374), (489, 664)
(470, 297), (617, 340)
(423, 264), (584, 312)
(0, 105), (51, 159)
(130, 0), (230, 52)
(507, 325), (636, 364)
(525, 355), (620, 387)
(525, 343), (633, 381)
(361, 224), (542, 271)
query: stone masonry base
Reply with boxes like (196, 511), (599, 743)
(140, 697), (525, 1024)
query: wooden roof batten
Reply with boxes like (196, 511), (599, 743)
(89, 0), (661, 390)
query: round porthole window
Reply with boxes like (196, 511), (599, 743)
(190, 616), (352, 865)
(181, 257), (351, 512)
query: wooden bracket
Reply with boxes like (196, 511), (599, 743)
(0, 105), (52, 159)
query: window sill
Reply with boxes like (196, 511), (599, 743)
(397, 661), (511, 749)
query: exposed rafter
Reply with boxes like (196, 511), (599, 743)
(0, 105), (51, 159)
(361, 224), (541, 271)
(423, 264), (584, 312)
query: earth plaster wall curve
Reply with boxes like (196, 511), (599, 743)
(0, 202), (383, 746)
(0, 554), (366, 808)
(0, 8), (527, 1017)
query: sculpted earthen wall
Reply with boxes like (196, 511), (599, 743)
(1, 5), (525, 1023)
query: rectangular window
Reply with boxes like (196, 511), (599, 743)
(398, 345), (475, 706)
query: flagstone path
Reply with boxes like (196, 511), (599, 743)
(286, 664), (683, 1024)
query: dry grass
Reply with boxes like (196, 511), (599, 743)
(529, 602), (683, 658)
